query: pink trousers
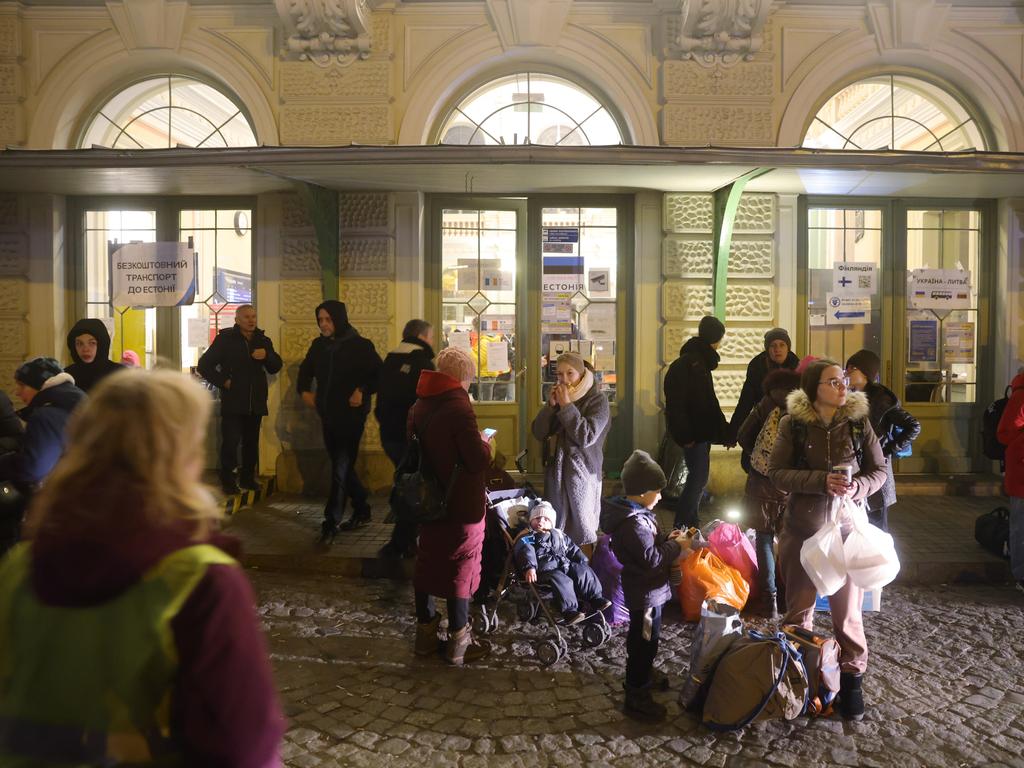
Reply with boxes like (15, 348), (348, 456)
(778, 530), (868, 674)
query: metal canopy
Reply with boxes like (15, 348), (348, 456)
(0, 145), (1022, 197)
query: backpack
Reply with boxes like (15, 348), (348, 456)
(749, 407), (783, 477)
(791, 418), (864, 470)
(701, 630), (809, 732)
(390, 409), (460, 525)
(782, 625), (840, 717)
(981, 387), (1012, 461)
(974, 507), (1010, 559)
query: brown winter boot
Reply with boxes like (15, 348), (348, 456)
(414, 615), (443, 657)
(445, 625), (489, 666)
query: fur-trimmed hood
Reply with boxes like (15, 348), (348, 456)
(785, 388), (869, 426)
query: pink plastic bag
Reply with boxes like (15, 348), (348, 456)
(590, 534), (629, 625)
(708, 523), (758, 590)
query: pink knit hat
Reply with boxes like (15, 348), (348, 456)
(120, 350), (140, 367)
(795, 355), (819, 374)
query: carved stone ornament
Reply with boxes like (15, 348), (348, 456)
(275, 0), (372, 67)
(674, 0), (772, 67)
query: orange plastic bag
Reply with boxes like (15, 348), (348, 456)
(678, 548), (750, 622)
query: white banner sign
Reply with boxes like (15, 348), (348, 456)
(826, 293), (871, 325)
(833, 262), (877, 295)
(111, 242), (196, 307)
(908, 269), (972, 310)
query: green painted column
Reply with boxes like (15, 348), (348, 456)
(712, 168), (772, 320)
(298, 183), (339, 300)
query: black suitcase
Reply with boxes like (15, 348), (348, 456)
(974, 507), (1010, 559)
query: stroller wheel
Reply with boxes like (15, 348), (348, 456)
(488, 611), (500, 633)
(536, 639), (562, 667)
(472, 609), (491, 635)
(582, 621), (606, 648)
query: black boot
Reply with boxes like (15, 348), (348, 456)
(623, 684), (666, 722)
(339, 507), (372, 531)
(838, 672), (865, 721)
(317, 520), (339, 545)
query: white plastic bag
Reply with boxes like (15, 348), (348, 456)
(843, 500), (900, 590)
(800, 500), (847, 596)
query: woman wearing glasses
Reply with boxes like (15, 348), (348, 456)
(767, 359), (887, 722)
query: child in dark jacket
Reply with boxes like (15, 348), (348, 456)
(513, 501), (610, 625)
(600, 450), (691, 722)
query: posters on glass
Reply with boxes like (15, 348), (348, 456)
(943, 322), (975, 364)
(542, 296), (572, 334)
(594, 341), (615, 371)
(111, 242), (196, 307)
(479, 315), (514, 332)
(187, 317), (209, 348)
(585, 303), (616, 339)
(450, 330), (472, 353)
(833, 262), (877, 295)
(908, 319), (938, 363)
(487, 341), (509, 372)
(588, 268), (611, 297)
(825, 293), (871, 325)
(908, 269), (972, 310)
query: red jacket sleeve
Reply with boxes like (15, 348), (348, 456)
(996, 390), (1024, 448)
(171, 565), (286, 768)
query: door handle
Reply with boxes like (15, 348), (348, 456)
(516, 365), (528, 379)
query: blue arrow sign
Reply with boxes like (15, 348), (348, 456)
(836, 311), (867, 318)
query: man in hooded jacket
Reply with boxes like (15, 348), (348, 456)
(64, 318), (124, 393)
(730, 327), (801, 449)
(663, 315), (732, 528)
(297, 300), (383, 542)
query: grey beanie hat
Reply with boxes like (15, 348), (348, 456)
(698, 315), (726, 345)
(15, 357), (63, 390)
(621, 449), (667, 495)
(764, 327), (792, 351)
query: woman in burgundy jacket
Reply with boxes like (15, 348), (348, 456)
(996, 369), (1024, 590)
(410, 346), (494, 665)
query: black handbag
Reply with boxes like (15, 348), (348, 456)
(390, 410), (460, 525)
(974, 507), (1010, 559)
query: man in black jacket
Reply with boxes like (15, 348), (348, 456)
(198, 305), (283, 493)
(729, 327), (800, 462)
(298, 300), (383, 543)
(663, 315), (732, 528)
(375, 319), (435, 558)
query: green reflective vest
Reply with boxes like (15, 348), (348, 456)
(0, 541), (238, 767)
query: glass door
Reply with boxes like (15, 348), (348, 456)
(431, 199), (527, 464)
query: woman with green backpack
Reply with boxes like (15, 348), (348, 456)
(736, 368), (802, 618)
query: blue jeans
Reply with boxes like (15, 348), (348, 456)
(1010, 497), (1024, 581)
(755, 531), (776, 596)
(674, 442), (711, 528)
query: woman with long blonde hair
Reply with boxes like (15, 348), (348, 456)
(0, 369), (284, 767)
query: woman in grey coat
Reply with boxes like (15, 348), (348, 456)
(531, 352), (611, 547)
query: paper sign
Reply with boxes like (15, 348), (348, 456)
(833, 262), (877, 295)
(486, 341), (509, 372)
(588, 268), (611, 297)
(449, 331), (472, 353)
(479, 315), (515, 332)
(542, 227), (579, 244)
(111, 242), (196, 307)
(542, 255), (585, 293)
(585, 303), (616, 339)
(187, 318), (209, 348)
(594, 341), (615, 371)
(825, 293), (871, 325)
(480, 259), (511, 291)
(943, 322), (975, 364)
(908, 269), (972, 310)
(908, 319), (938, 363)
(569, 339), (594, 362)
(542, 296), (572, 334)
(549, 340), (571, 362)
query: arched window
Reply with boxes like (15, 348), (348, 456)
(80, 75), (258, 149)
(803, 74), (987, 152)
(437, 72), (624, 146)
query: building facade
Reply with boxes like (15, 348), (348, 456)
(1, 0), (1023, 493)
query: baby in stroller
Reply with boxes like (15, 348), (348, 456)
(513, 501), (611, 625)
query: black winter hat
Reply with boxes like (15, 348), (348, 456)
(621, 449), (667, 495)
(764, 327), (792, 351)
(845, 349), (881, 384)
(15, 357), (63, 390)
(698, 315), (726, 345)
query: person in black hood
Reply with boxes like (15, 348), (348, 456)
(663, 315), (732, 528)
(197, 304), (283, 494)
(845, 349), (921, 531)
(375, 318), (435, 559)
(64, 318), (124, 393)
(730, 327), (800, 445)
(297, 300), (383, 543)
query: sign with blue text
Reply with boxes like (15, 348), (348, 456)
(825, 293), (871, 325)
(833, 261), (877, 296)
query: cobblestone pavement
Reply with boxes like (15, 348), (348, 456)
(253, 570), (1024, 768)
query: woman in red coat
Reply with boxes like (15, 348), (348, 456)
(411, 346), (494, 664)
(995, 370), (1024, 590)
